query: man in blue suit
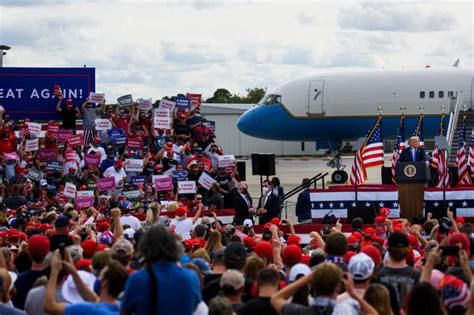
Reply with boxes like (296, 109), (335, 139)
(398, 136), (430, 163)
(257, 179), (281, 224)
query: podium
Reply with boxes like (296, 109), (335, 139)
(395, 162), (431, 220)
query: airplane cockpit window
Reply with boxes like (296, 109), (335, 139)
(419, 91), (425, 99)
(258, 94), (282, 106)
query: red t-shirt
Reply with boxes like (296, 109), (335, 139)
(0, 129), (17, 154)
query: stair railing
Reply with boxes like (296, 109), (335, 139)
(446, 91), (463, 160)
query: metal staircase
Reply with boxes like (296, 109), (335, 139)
(446, 92), (474, 165)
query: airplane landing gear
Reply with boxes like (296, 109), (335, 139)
(326, 152), (348, 184)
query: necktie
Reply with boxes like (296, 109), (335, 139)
(413, 149), (416, 162)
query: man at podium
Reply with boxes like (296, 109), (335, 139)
(398, 136), (430, 164)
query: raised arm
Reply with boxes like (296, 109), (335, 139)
(55, 96), (63, 113)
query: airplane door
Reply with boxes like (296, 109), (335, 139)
(308, 80), (325, 114)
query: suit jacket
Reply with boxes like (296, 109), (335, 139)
(398, 147), (430, 163)
(257, 193), (281, 225)
(233, 192), (253, 223)
(295, 189), (312, 222)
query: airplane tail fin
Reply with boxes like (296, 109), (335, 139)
(453, 59), (460, 68)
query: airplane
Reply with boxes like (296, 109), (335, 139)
(237, 64), (473, 183)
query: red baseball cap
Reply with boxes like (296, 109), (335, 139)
(81, 240), (98, 259)
(243, 236), (257, 250)
(287, 235), (301, 246)
(364, 227), (375, 237)
(270, 218), (281, 226)
(361, 245), (382, 266)
(345, 251), (357, 264)
(175, 207), (188, 217)
(115, 160), (123, 168)
(374, 215), (386, 224)
(455, 217), (465, 225)
(282, 245), (302, 266)
(347, 235), (358, 246)
(28, 235), (50, 257)
(255, 241), (273, 261)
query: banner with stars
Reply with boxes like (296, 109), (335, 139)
(310, 186), (474, 220)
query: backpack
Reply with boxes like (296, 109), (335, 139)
(322, 209), (337, 225)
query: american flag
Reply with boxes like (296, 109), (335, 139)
(413, 114), (425, 147)
(457, 120), (472, 186)
(432, 115), (446, 169)
(470, 130), (474, 176)
(432, 115), (450, 187)
(350, 118), (384, 185)
(391, 116), (405, 182)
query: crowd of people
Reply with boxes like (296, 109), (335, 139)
(0, 96), (473, 315)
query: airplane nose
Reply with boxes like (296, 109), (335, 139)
(237, 106), (257, 135)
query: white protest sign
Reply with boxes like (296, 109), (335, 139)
(198, 172), (216, 190)
(138, 98), (153, 111)
(26, 122), (42, 137)
(94, 118), (112, 130)
(159, 99), (176, 111)
(217, 155), (236, 168)
(125, 159), (144, 172)
(89, 92), (105, 104)
(154, 108), (171, 118)
(154, 116), (172, 130)
(178, 181), (197, 194)
(76, 190), (94, 198)
(25, 138), (39, 152)
(64, 182), (77, 198)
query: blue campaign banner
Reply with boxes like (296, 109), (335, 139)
(107, 128), (127, 145)
(175, 97), (191, 110)
(0, 67), (95, 120)
(131, 175), (146, 187)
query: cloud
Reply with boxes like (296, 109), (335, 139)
(339, 3), (456, 32)
(161, 42), (225, 64)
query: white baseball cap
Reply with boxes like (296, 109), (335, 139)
(288, 263), (311, 282)
(243, 219), (253, 228)
(348, 253), (375, 280)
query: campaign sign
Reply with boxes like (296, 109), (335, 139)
(178, 181), (196, 194)
(218, 155), (236, 168)
(76, 196), (94, 209)
(46, 160), (63, 172)
(125, 159), (143, 172)
(127, 137), (143, 150)
(131, 175), (146, 187)
(138, 98), (153, 111)
(26, 122), (42, 137)
(159, 99), (175, 111)
(64, 182), (77, 198)
(0, 67), (95, 120)
(94, 118), (112, 131)
(76, 190), (94, 198)
(66, 134), (83, 147)
(153, 175), (173, 192)
(198, 172), (216, 190)
(85, 154), (101, 167)
(47, 121), (60, 133)
(97, 177), (116, 191)
(123, 190), (141, 200)
(117, 94), (133, 107)
(89, 92), (105, 104)
(107, 129), (127, 146)
(38, 148), (56, 161)
(55, 129), (72, 142)
(26, 169), (42, 181)
(173, 170), (188, 182)
(154, 117), (171, 130)
(154, 108), (171, 118)
(25, 138), (39, 152)
(186, 93), (202, 107)
(175, 97), (191, 110)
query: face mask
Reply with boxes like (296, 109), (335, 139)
(240, 189), (247, 194)
(262, 187), (269, 194)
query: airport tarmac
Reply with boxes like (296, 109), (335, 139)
(239, 155), (389, 222)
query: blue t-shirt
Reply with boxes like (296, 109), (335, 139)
(121, 262), (201, 315)
(65, 302), (119, 315)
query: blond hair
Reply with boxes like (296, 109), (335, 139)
(311, 262), (343, 296)
(204, 230), (224, 254)
(364, 283), (393, 315)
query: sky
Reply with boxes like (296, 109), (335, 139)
(0, 0), (472, 101)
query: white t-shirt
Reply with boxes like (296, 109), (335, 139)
(88, 146), (106, 163)
(120, 215), (142, 230)
(103, 166), (127, 188)
(171, 218), (194, 240)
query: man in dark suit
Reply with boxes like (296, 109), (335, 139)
(233, 182), (255, 225)
(398, 136), (430, 163)
(295, 178), (312, 223)
(257, 179), (281, 225)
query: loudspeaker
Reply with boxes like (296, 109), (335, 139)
(251, 153), (276, 176)
(348, 206), (376, 224)
(236, 161), (246, 181)
(381, 167), (394, 185)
